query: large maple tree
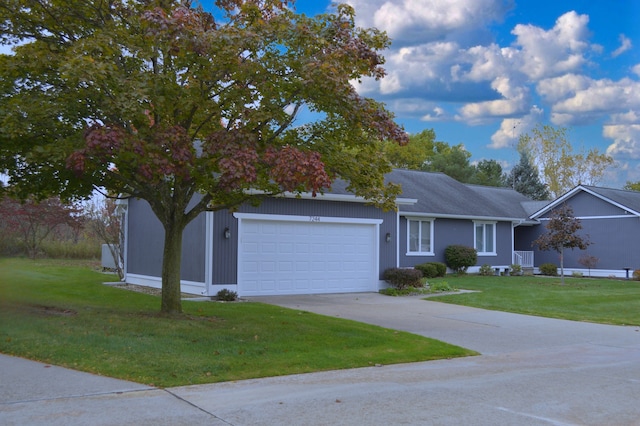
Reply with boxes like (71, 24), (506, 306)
(0, 0), (407, 313)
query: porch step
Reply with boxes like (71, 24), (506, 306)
(522, 267), (534, 276)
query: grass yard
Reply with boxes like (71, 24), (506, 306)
(427, 275), (640, 326)
(0, 258), (475, 387)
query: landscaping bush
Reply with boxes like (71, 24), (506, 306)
(478, 264), (493, 276)
(444, 245), (477, 274)
(216, 289), (238, 301)
(415, 263), (438, 278)
(633, 270), (640, 281)
(539, 263), (558, 276)
(509, 264), (522, 276)
(432, 262), (447, 277)
(415, 262), (447, 278)
(428, 281), (453, 292)
(383, 268), (423, 289)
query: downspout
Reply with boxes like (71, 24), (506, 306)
(116, 197), (129, 283)
(396, 210), (401, 268)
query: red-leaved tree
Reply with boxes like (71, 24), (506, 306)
(0, 0), (407, 313)
(0, 196), (82, 259)
(533, 204), (590, 284)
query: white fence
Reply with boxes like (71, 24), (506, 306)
(513, 251), (534, 267)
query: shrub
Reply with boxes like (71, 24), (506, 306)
(383, 268), (423, 289)
(379, 287), (430, 296)
(539, 263), (558, 276)
(444, 245), (477, 274)
(571, 271), (583, 278)
(415, 263), (437, 278)
(431, 262), (447, 277)
(415, 262), (446, 278)
(216, 289), (238, 301)
(633, 270), (640, 281)
(510, 264), (522, 276)
(429, 281), (453, 292)
(478, 264), (493, 276)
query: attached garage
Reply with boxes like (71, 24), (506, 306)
(234, 213), (381, 296)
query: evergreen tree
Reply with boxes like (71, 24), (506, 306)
(471, 159), (507, 187)
(507, 151), (550, 200)
(423, 143), (475, 183)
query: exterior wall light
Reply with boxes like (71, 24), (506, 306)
(224, 227), (231, 239)
(385, 232), (391, 243)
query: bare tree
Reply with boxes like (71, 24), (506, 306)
(578, 254), (598, 277)
(86, 196), (125, 279)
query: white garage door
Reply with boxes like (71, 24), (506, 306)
(237, 215), (380, 296)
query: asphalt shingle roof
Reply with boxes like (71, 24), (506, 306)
(386, 169), (533, 220)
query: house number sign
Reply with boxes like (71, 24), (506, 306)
(309, 216), (321, 222)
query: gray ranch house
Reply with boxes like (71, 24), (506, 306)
(515, 185), (640, 278)
(123, 169), (541, 297)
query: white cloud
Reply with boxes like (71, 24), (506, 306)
(346, 0), (513, 44)
(610, 110), (640, 124)
(357, 5), (607, 126)
(604, 124), (640, 160)
(455, 44), (518, 83)
(457, 77), (530, 123)
(382, 42), (460, 95)
(511, 11), (592, 80)
(536, 74), (591, 103)
(489, 105), (544, 149)
(612, 34), (632, 58)
(421, 106), (446, 122)
(547, 77), (640, 125)
(633, 64), (640, 78)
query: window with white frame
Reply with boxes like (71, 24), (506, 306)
(407, 218), (434, 255)
(474, 221), (496, 255)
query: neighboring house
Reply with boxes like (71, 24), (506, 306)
(515, 185), (640, 278)
(123, 169), (538, 296)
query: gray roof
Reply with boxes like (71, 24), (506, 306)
(521, 200), (552, 216)
(386, 169), (533, 220)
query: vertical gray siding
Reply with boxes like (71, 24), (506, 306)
(540, 192), (626, 218)
(126, 198), (163, 277)
(211, 210), (238, 285)
(517, 191), (640, 272)
(399, 217), (513, 267)
(126, 198), (206, 282)
(524, 216), (640, 271)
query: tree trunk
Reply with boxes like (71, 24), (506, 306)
(160, 218), (186, 314)
(559, 248), (565, 285)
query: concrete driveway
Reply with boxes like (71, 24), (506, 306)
(2, 293), (640, 425)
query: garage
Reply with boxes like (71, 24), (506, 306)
(235, 214), (381, 296)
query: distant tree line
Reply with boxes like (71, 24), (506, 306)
(383, 124), (615, 201)
(0, 193), (120, 263)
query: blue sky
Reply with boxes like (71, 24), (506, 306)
(294, 0), (640, 188)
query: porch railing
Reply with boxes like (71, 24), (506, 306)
(513, 251), (534, 267)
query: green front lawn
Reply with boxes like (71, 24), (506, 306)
(0, 258), (475, 387)
(427, 275), (640, 326)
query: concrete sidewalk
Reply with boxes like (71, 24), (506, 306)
(2, 293), (640, 425)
